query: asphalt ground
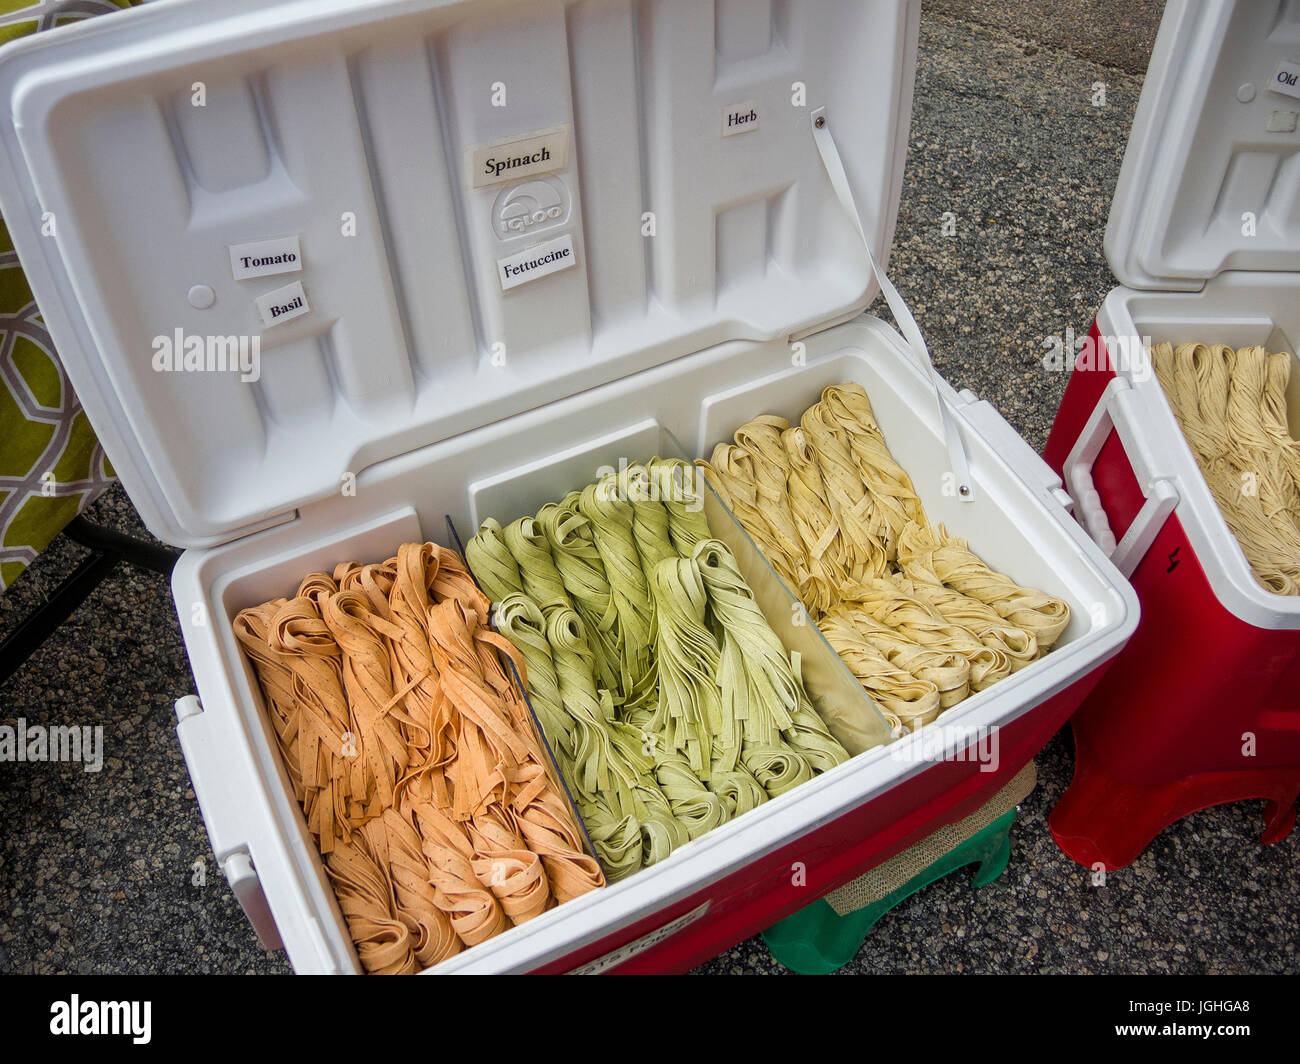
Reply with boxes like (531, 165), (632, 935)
(3, 0), (1297, 976)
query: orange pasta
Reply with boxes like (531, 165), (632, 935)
(235, 541), (603, 973)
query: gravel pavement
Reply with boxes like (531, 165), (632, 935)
(3, 0), (1296, 976)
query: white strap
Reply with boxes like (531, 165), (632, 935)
(810, 107), (974, 502)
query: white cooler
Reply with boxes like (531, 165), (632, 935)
(0, 0), (1138, 973)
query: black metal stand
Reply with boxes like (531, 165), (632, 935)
(0, 517), (179, 687)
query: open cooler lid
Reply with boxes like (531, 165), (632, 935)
(0, 0), (920, 548)
(1107, 0), (1300, 291)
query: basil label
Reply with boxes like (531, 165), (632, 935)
(255, 280), (310, 327)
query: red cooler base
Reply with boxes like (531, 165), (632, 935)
(1050, 734), (1300, 870)
(1043, 321), (1300, 870)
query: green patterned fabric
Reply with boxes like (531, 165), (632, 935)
(0, 0), (138, 44)
(0, 0), (141, 592)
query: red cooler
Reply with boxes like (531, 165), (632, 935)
(1044, 0), (1300, 870)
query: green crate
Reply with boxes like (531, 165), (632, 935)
(762, 807), (1017, 974)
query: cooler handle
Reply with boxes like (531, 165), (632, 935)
(811, 107), (975, 503)
(1063, 377), (1179, 577)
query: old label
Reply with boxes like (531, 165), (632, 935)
(1271, 59), (1300, 100)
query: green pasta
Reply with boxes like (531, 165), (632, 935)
(465, 518), (524, 604)
(693, 538), (850, 777)
(648, 556), (728, 777)
(577, 477), (657, 700)
(535, 500), (622, 696)
(648, 457), (712, 555)
(467, 457), (850, 882)
(494, 594), (571, 754)
(503, 516), (572, 613)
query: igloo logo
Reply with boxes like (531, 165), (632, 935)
(493, 178), (569, 239)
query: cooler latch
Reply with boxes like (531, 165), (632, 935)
(221, 849), (283, 952)
(175, 695), (283, 952)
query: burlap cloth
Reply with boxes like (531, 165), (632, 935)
(826, 759), (1036, 916)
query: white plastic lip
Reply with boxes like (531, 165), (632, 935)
(1104, 0), (1300, 291)
(1103, 0), (1217, 292)
(171, 318), (1139, 975)
(1097, 289), (1300, 630)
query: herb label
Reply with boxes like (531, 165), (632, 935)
(722, 101), (759, 136)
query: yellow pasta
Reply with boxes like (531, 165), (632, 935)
(1151, 341), (1300, 595)
(697, 381), (1070, 731)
